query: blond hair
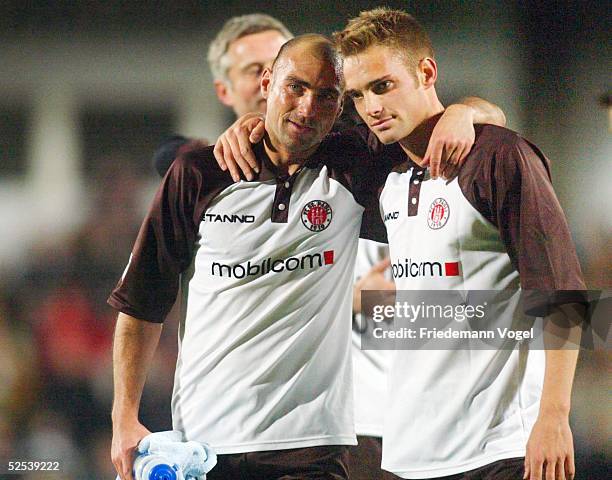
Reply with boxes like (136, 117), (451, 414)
(333, 7), (434, 71)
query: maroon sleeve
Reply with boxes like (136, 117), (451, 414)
(108, 146), (231, 322)
(460, 126), (587, 316)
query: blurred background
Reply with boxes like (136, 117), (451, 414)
(0, 1), (609, 478)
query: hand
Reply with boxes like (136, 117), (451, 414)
(353, 257), (395, 314)
(524, 413), (575, 480)
(111, 419), (151, 480)
(213, 113), (266, 181)
(423, 104), (476, 180)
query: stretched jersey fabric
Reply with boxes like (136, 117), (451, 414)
(108, 133), (392, 454)
(375, 123), (586, 478)
(351, 239), (391, 438)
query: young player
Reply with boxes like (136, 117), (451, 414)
(335, 8), (586, 479)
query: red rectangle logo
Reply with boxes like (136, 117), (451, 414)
(444, 261), (460, 276)
(323, 250), (334, 265)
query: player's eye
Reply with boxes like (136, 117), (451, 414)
(372, 80), (392, 94)
(347, 91), (363, 100)
(288, 83), (303, 94)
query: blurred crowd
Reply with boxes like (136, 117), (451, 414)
(0, 152), (609, 478)
(0, 156), (178, 479)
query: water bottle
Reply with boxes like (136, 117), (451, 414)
(133, 453), (184, 480)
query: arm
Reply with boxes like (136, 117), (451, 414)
(425, 96), (506, 178)
(108, 155), (208, 477)
(111, 313), (162, 480)
(213, 113), (265, 181)
(525, 304), (583, 480)
(471, 135), (586, 480)
(458, 96), (506, 126)
(353, 257), (394, 314)
(215, 98), (506, 182)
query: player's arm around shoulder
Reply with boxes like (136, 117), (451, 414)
(111, 312), (162, 480)
(423, 97), (507, 179)
(213, 112), (265, 181)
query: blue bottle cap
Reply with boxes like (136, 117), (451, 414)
(149, 463), (178, 480)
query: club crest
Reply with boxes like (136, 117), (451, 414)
(427, 198), (450, 229)
(301, 200), (332, 232)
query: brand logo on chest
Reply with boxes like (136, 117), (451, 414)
(203, 213), (255, 224)
(301, 200), (332, 232)
(427, 198), (450, 230)
(392, 258), (461, 278)
(384, 211), (400, 222)
(212, 250), (334, 278)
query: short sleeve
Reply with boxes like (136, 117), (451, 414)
(467, 132), (587, 315)
(108, 153), (209, 322)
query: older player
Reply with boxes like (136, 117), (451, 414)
(111, 34), (386, 480)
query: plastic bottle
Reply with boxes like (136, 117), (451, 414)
(132, 453), (184, 480)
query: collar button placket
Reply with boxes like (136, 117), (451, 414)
(408, 167), (424, 217)
(271, 176), (293, 223)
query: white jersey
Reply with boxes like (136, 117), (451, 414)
(375, 125), (585, 478)
(109, 137), (389, 454)
(352, 239), (390, 438)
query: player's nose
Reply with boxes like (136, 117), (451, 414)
(297, 91), (317, 118)
(364, 93), (383, 117)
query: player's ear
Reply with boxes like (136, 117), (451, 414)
(418, 57), (438, 89)
(214, 80), (234, 107)
(261, 68), (272, 99)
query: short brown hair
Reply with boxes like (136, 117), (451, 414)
(333, 8), (434, 71)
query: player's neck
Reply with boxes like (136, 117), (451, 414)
(399, 102), (445, 166)
(263, 135), (316, 176)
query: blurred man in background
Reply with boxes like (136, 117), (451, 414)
(153, 14), (291, 176)
(209, 14), (290, 118)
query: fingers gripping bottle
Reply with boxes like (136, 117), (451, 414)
(133, 453), (185, 480)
